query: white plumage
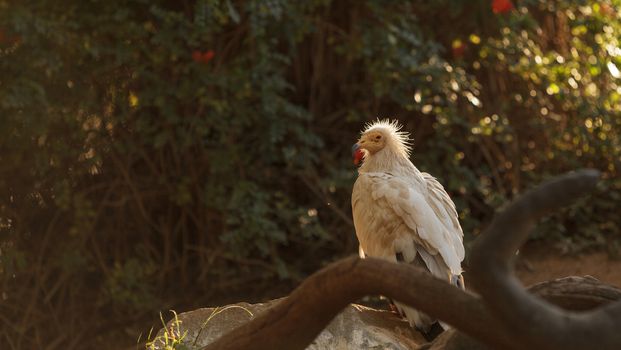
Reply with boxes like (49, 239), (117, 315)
(351, 119), (465, 331)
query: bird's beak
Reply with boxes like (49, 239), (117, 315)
(352, 143), (364, 166)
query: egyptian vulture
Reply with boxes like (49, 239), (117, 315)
(351, 119), (465, 332)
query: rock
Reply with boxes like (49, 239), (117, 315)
(151, 299), (427, 350)
(149, 276), (621, 350)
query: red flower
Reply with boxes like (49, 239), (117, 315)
(203, 50), (214, 62)
(492, 0), (514, 14)
(0, 28), (20, 46)
(192, 50), (215, 64)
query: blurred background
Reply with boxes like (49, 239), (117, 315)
(1, 0), (621, 349)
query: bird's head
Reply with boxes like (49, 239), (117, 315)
(352, 119), (411, 165)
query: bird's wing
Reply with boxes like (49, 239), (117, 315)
(352, 172), (463, 275)
(420, 172), (465, 261)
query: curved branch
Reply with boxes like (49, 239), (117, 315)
(201, 256), (515, 350)
(470, 169), (621, 350)
(528, 276), (621, 311)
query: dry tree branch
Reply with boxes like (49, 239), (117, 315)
(528, 276), (621, 311)
(200, 257), (514, 350)
(469, 169), (621, 350)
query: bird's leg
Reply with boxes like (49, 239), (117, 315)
(389, 252), (406, 315)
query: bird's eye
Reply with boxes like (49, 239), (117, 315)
(375, 135), (382, 140)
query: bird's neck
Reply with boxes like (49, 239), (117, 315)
(359, 149), (419, 175)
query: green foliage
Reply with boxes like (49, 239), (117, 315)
(1, 0), (621, 348)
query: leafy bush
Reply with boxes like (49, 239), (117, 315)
(1, 0), (620, 348)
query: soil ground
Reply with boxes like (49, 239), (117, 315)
(515, 242), (621, 288)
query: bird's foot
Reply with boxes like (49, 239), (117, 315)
(419, 322), (444, 342)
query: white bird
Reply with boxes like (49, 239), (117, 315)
(351, 119), (465, 332)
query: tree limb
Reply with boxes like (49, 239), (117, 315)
(469, 169), (621, 350)
(200, 256), (514, 350)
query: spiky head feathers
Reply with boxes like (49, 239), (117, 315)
(358, 119), (412, 158)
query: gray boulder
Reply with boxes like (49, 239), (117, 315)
(151, 299), (426, 350)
